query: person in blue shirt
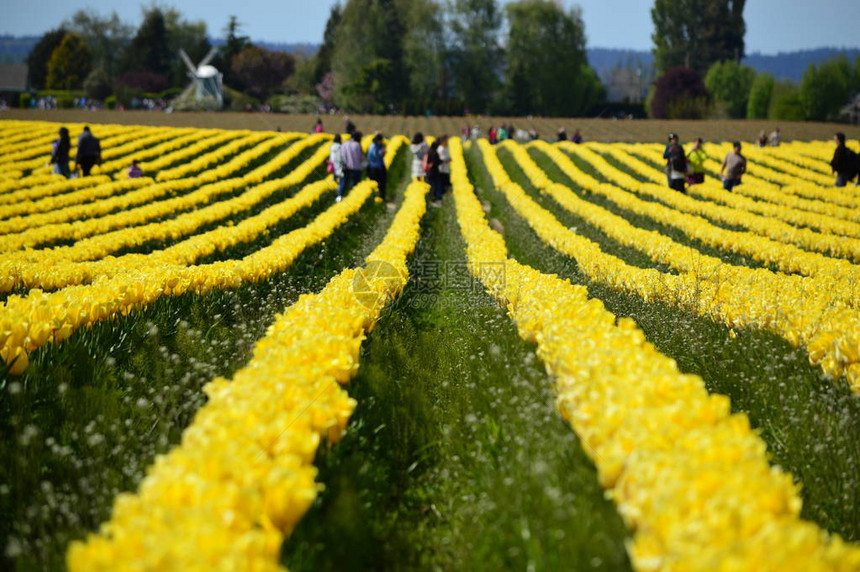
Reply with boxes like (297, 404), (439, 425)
(367, 133), (388, 202)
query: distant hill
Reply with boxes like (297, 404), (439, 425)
(0, 35), (39, 64)
(743, 48), (860, 83)
(587, 47), (860, 83)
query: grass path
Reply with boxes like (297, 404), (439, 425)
(282, 176), (631, 571)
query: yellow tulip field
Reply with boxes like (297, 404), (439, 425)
(1, 119), (859, 571)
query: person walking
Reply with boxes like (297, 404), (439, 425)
(664, 133), (687, 193)
(50, 127), (71, 178)
(720, 141), (747, 191)
(74, 126), (101, 177)
(769, 128), (781, 146)
(410, 132), (428, 181)
(830, 132), (858, 187)
(425, 140), (443, 206)
(686, 137), (707, 185)
(340, 131), (365, 199)
(344, 116), (356, 136)
(330, 134), (346, 200)
(367, 133), (388, 202)
(437, 135), (451, 194)
(313, 117), (324, 134)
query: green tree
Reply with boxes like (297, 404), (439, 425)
(122, 8), (171, 77)
(332, 0), (407, 112)
(769, 80), (804, 121)
(231, 46), (296, 101)
(447, 0), (503, 113)
(501, 0), (599, 116)
(399, 0), (445, 101)
(746, 72), (774, 119)
(46, 33), (92, 90)
(652, 0), (746, 75)
(26, 28), (68, 90)
(63, 10), (133, 78)
(800, 56), (854, 121)
(704, 59), (755, 118)
(214, 16), (252, 89)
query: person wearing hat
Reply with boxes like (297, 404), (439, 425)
(663, 133), (687, 193)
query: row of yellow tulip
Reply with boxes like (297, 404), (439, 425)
(776, 142), (836, 174)
(456, 138), (860, 570)
(519, 141), (860, 331)
(0, 122), (88, 168)
(628, 142), (860, 224)
(481, 139), (860, 391)
(97, 128), (206, 178)
(0, 175), (378, 375)
(66, 179), (428, 571)
(0, 176), (151, 223)
(152, 132), (270, 181)
(0, 173), (111, 208)
(581, 143), (860, 259)
(535, 141), (860, 291)
(745, 145), (836, 187)
(0, 135), (326, 254)
(614, 141), (860, 223)
(3, 135), (405, 292)
(8, 124), (135, 177)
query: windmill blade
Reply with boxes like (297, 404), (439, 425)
(179, 49), (197, 74)
(178, 82), (195, 100)
(199, 46), (218, 67)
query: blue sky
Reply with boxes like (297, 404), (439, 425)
(3, 0), (859, 54)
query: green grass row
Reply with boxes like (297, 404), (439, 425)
(282, 166), (631, 571)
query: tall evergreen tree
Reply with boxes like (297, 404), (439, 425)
(447, 0), (503, 114)
(26, 28), (68, 90)
(331, 0), (419, 112)
(217, 16), (251, 89)
(313, 4), (342, 86)
(501, 0), (599, 116)
(122, 8), (171, 77)
(652, 0), (745, 75)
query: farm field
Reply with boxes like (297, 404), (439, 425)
(3, 108), (860, 144)
(1, 117), (860, 571)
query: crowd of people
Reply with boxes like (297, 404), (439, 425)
(662, 129), (859, 194)
(46, 120), (859, 200)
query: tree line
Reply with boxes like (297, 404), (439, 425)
(25, 8), (295, 109)
(297, 0), (604, 117)
(22, 0), (859, 120)
(649, 0), (860, 122)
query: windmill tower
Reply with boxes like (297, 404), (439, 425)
(179, 46), (223, 107)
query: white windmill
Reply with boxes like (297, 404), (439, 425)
(178, 46), (223, 107)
